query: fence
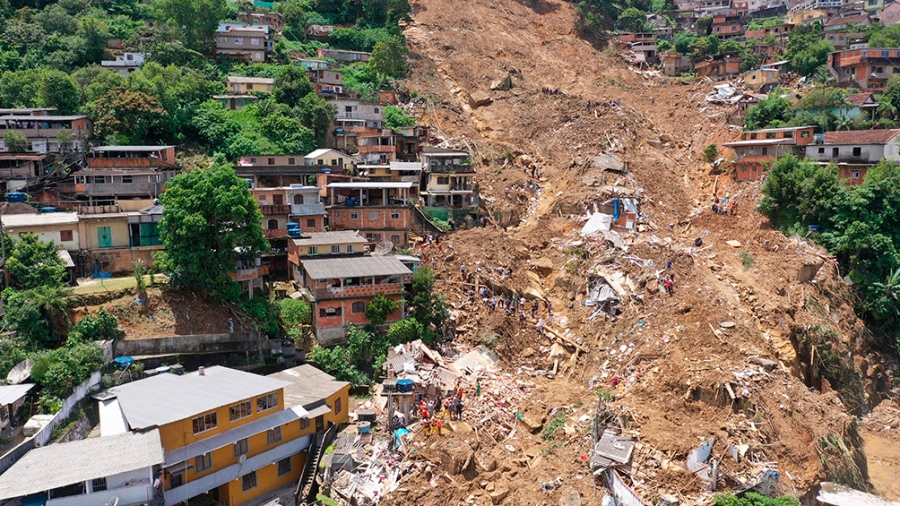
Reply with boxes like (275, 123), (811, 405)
(0, 370), (102, 475)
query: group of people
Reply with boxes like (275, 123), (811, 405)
(418, 387), (465, 436)
(712, 195), (738, 216)
(540, 87), (563, 95)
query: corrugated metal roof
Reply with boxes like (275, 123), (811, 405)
(306, 148), (348, 159)
(0, 213), (78, 227)
(269, 364), (350, 408)
(301, 255), (411, 280)
(226, 76), (274, 84)
(305, 404), (332, 418)
(0, 115), (87, 121)
(92, 146), (173, 152)
(326, 181), (414, 189)
(292, 231), (366, 247)
(164, 406), (307, 465)
(0, 384), (34, 405)
(57, 249), (74, 268)
(0, 429), (163, 500)
(105, 366), (291, 430)
(390, 161), (423, 171)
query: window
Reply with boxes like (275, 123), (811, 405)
(242, 471), (257, 491)
(258, 393), (278, 412)
(374, 108), (380, 113)
(331, 159), (338, 166)
(91, 477), (107, 492)
(195, 452), (213, 473)
(250, 157), (256, 163)
(288, 157), (296, 165)
(267, 426), (282, 445)
(350, 212), (359, 220)
(307, 219), (316, 228)
(833, 147), (840, 157)
(230, 401), (252, 421)
(300, 417), (310, 430)
(60, 230), (73, 242)
(94, 175), (106, 184)
(761, 147), (768, 156)
(345, 244), (354, 253)
(345, 106), (353, 113)
(170, 471), (184, 488)
(234, 438), (249, 457)
(331, 245), (340, 254)
(320, 307), (341, 317)
(308, 246), (318, 255)
(192, 412), (217, 434)
(335, 397), (342, 415)
(391, 235), (401, 244)
(251, 38), (261, 46)
(850, 169), (861, 179)
(267, 219), (279, 230)
(234, 37), (244, 45)
(437, 177), (449, 185)
(390, 211), (400, 220)
(122, 175), (133, 183)
(317, 159), (324, 165)
(352, 301), (365, 313)
(784, 131), (793, 138)
(852, 147), (862, 157)
(369, 211), (379, 220)
(278, 457), (292, 476)
(818, 147), (825, 154)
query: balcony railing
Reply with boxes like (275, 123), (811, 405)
(428, 163), (474, 173)
(311, 282), (403, 300)
(260, 204), (290, 215)
(291, 203), (326, 215)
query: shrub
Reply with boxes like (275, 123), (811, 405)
(702, 144), (719, 164)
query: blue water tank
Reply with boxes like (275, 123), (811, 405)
(288, 228), (302, 238)
(40, 207), (56, 213)
(6, 192), (26, 203)
(286, 222), (300, 229)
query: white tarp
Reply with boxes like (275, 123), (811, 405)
(581, 213), (612, 236)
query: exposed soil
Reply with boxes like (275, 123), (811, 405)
(379, 0), (900, 503)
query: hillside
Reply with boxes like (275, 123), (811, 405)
(379, 0), (900, 503)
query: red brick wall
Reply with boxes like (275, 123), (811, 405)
(328, 207), (412, 230)
(294, 216), (324, 232)
(735, 162), (767, 181)
(313, 295), (404, 329)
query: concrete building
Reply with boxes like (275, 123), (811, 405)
(96, 365), (349, 506)
(880, 1), (900, 24)
(236, 11), (284, 30)
(304, 149), (358, 171)
(326, 181), (416, 247)
(287, 230), (368, 282)
(0, 114), (91, 154)
(804, 129), (900, 184)
(823, 12), (871, 32)
(0, 153), (47, 192)
(0, 430), (164, 506)
(828, 48), (900, 91)
(1, 212), (80, 250)
(357, 127), (426, 165)
(100, 52), (147, 77)
(315, 48), (371, 63)
(213, 94), (258, 111)
(226, 76), (275, 94)
(75, 204), (164, 275)
(236, 154), (350, 188)
(695, 56), (741, 81)
(59, 146), (177, 205)
(421, 147), (477, 210)
(216, 23), (272, 62)
(298, 255), (411, 342)
(723, 125), (816, 180)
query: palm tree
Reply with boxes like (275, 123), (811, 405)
(877, 94), (898, 121)
(30, 285), (71, 342)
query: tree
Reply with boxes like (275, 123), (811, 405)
(273, 65), (314, 108)
(383, 105), (415, 130)
(6, 234), (67, 291)
(796, 87), (845, 110)
(276, 298), (312, 327)
(366, 292), (400, 325)
(259, 106), (316, 154)
(3, 131), (28, 153)
(701, 144), (718, 164)
(67, 308), (120, 343)
(93, 87), (168, 144)
(39, 69), (79, 114)
(408, 266), (448, 338)
(744, 91), (793, 130)
(387, 317), (426, 344)
(791, 40), (833, 77)
(155, 163), (268, 298)
(370, 35), (408, 78)
(673, 31), (698, 54)
(617, 7), (648, 32)
(153, 0), (228, 52)
(867, 23), (900, 48)
(295, 92), (337, 147)
(878, 76), (900, 120)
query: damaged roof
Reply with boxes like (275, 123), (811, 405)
(268, 364), (350, 408)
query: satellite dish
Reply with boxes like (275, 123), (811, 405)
(371, 241), (394, 256)
(7, 359), (33, 384)
(239, 454), (247, 464)
(106, 498), (119, 506)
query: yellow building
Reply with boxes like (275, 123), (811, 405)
(98, 365), (349, 506)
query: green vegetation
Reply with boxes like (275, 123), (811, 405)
(383, 105), (416, 130)
(365, 292), (400, 326)
(739, 250), (754, 270)
(712, 492), (798, 506)
(759, 156), (900, 351)
(541, 412), (567, 441)
(154, 163), (268, 300)
(701, 144), (719, 164)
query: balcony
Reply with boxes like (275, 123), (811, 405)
(88, 157), (173, 169)
(311, 282), (403, 300)
(291, 203), (326, 215)
(59, 182), (163, 197)
(260, 204), (290, 215)
(358, 144), (397, 153)
(231, 264), (271, 281)
(428, 163), (474, 174)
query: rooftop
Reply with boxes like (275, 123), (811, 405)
(823, 129), (900, 144)
(846, 93), (876, 106)
(327, 181), (415, 190)
(722, 138), (796, 147)
(0, 383), (34, 405)
(0, 213), (78, 227)
(302, 255), (411, 280)
(292, 231), (367, 247)
(227, 76), (275, 84)
(825, 13), (869, 25)
(306, 148), (353, 159)
(0, 429), (163, 500)
(104, 366), (290, 430)
(0, 115), (88, 121)
(742, 125), (816, 134)
(421, 146), (470, 157)
(91, 145), (173, 152)
(268, 364), (350, 408)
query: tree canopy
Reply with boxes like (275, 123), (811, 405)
(155, 163), (268, 298)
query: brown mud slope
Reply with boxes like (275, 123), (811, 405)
(382, 0), (900, 503)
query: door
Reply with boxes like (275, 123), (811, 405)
(315, 415), (324, 433)
(97, 226), (112, 248)
(273, 193), (284, 205)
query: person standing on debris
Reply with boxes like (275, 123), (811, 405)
(532, 299), (539, 319)
(519, 311), (527, 324)
(663, 275), (674, 296)
(547, 299), (553, 317)
(490, 297), (497, 313)
(730, 198), (738, 216)
(454, 397), (463, 420)
(536, 319), (547, 336)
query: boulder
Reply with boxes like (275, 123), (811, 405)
(490, 486), (510, 504)
(549, 343), (570, 361)
(519, 412), (544, 433)
(490, 73), (513, 91)
(469, 92), (493, 109)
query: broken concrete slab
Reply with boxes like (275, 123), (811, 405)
(726, 240), (742, 248)
(798, 258), (824, 282)
(469, 92), (493, 108)
(490, 486), (510, 504)
(749, 356), (778, 371)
